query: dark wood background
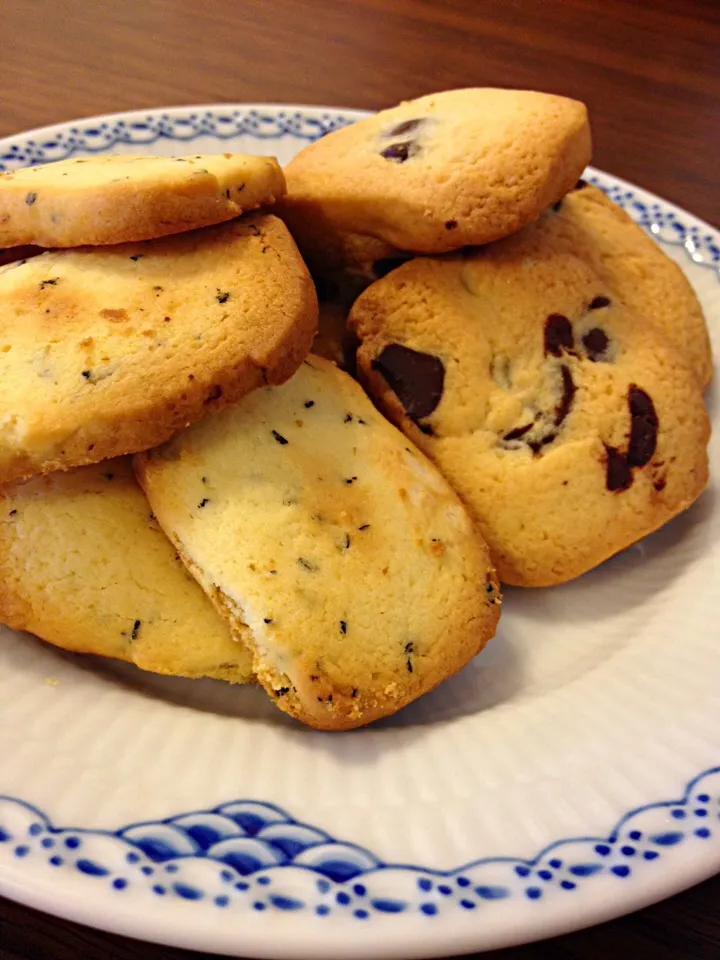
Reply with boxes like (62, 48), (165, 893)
(0, 1), (718, 958)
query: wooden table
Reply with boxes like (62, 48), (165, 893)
(0, 1), (718, 958)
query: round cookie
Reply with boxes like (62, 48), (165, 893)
(0, 153), (285, 247)
(556, 182), (713, 387)
(349, 234), (710, 587)
(281, 88), (591, 254)
(135, 355), (500, 731)
(0, 458), (253, 683)
(0, 213), (317, 484)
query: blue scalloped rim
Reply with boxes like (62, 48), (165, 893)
(0, 107), (718, 278)
(0, 106), (718, 923)
(1, 767), (718, 918)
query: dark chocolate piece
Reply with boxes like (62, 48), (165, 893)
(544, 315), (575, 357)
(503, 423), (533, 442)
(384, 118), (424, 137)
(627, 386), (658, 468)
(582, 327), (610, 361)
(380, 141), (415, 163)
(554, 365), (576, 426)
(371, 344), (445, 420)
(589, 295), (611, 310)
(605, 445), (633, 492)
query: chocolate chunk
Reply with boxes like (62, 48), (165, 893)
(384, 118), (425, 137)
(544, 314), (575, 357)
(528, 433), (556, 455)
(554, 365), (576, 426)
(654, 477), (666, 492)
(605, 445), (633, 492)
(372, 256), (410, 279)
(627, 386), (658, 468)
(380, 141), (416, 163)
(371, 344), (445, 420)
(574, 179), (588, 190)
(589, 295), (611, 310)
(582, 327), (610, 361)
(503, 423), (533, 442)
(444, 219), (458, 230)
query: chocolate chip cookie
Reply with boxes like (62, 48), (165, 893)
(349, 221), (710, 586)
(280, 88), (591, 254)
(556, 182), (712, 387)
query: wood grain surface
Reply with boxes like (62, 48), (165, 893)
(0, 1), (718, 958)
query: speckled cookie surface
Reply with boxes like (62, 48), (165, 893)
(557, 182), (713, 386)
(281, 88), (591, 254)
(135, 355), (500, 730)
(0, 213), (317, 483)
(349, 223), (710, 587)
(0, 458), (253, 683)
(0, 153), (285, 247)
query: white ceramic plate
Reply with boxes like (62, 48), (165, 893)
(0, 105), (718, 959)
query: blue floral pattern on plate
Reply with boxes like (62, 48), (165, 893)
(1, 767), (718, 918)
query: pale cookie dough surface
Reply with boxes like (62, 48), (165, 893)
(349, 230), (710, 587)
(0, 213), (317, 483)
(281, 88), (591, 253)
(0, 153), (285, 247)
(135, 356), (500, 731)
(0, 458), (253, 683)
(557, 182), (713, 387)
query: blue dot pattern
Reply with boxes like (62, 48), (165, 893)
(0, 702), (717, 917)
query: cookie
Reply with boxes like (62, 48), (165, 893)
(0, 458), (253, 683)
(281, 88), (591, 253)
(0, 213), (317, 483)
(555, 182), (713, 387)
(349, 228), (710, 587)
(0, 153), (285, 247)
(135, 355), (500, 731)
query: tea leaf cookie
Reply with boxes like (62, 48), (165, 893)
(281, 88), (591, 253)
(0, 153), (285, 247)
(135, 356), (500, 730)
(350, 226), (710, 586)
(0, 458), (253, 683)
(0, 213), (317, 483)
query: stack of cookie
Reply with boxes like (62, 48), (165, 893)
(0, 145), (501, 730)
(0, 88), (711, 730)
(279, 87), (711, 587)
